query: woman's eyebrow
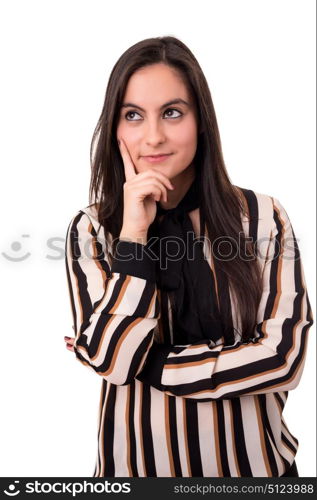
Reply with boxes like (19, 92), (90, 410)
(121, 98), (190, 112)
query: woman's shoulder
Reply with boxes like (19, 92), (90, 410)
(234, 185), (278, 222)
(66, 204), (114, 262)
(79, 202), (100, 225)
(68, 202), (113, 244)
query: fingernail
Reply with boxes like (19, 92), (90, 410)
(64, 336), (70, 340)
(66, 343), (72, 348)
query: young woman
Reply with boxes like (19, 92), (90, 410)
(64, 36), (314, 477)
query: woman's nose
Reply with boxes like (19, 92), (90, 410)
(144, 121), (166, 145)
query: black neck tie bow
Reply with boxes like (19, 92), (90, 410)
(146, 175), (224, 345)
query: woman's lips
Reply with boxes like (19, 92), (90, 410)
(142, 154), (172, 163)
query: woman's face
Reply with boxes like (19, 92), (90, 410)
(116, 63), (199, 180)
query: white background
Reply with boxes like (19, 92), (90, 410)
(0, 0), (315, 477)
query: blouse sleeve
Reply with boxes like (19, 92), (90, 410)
(134, 197), (314, 401)
(64, 210), (160, 385)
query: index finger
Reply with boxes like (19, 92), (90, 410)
(118, 137), (137, 181)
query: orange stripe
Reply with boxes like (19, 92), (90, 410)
(109, 275), (132, 314)
(212, 403), (223, 476)
(254, 396), (271, 476)
(90, 221), (109, 282)
(164, 394), (176, 476)
(76, 317), (149, 379)
(186, 343), (213, 349)
(146, 287), (157, 318)
(125, 385), (133, 476)
(182, 399), (192, 476)
(271, 204), (285, 319)
(164, 357), (217, 369)
(99, 383), (110, 476)
(99, 317), (146, 377)
(229, 400), (241, 476)
(139, 383), (146, 476)
(262, 228), (273, 279)
(74, 219), (109, 333)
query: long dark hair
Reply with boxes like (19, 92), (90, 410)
(88, 36), (262, 344)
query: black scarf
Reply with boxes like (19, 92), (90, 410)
(146, 175), (224, 346)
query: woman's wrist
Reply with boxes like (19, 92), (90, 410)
(119, 228), (148, 246)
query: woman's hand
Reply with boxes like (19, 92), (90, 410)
(64, 336), (75, 352)
(118, 138), (175, 242)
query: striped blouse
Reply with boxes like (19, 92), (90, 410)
(64, 187), (314, 477)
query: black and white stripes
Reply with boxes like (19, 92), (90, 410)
(64, 188), (314, 476)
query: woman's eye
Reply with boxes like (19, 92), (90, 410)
(164, 108), (182, 118)
(124, 108), (182, 121)
(125, 111), (141, 121)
